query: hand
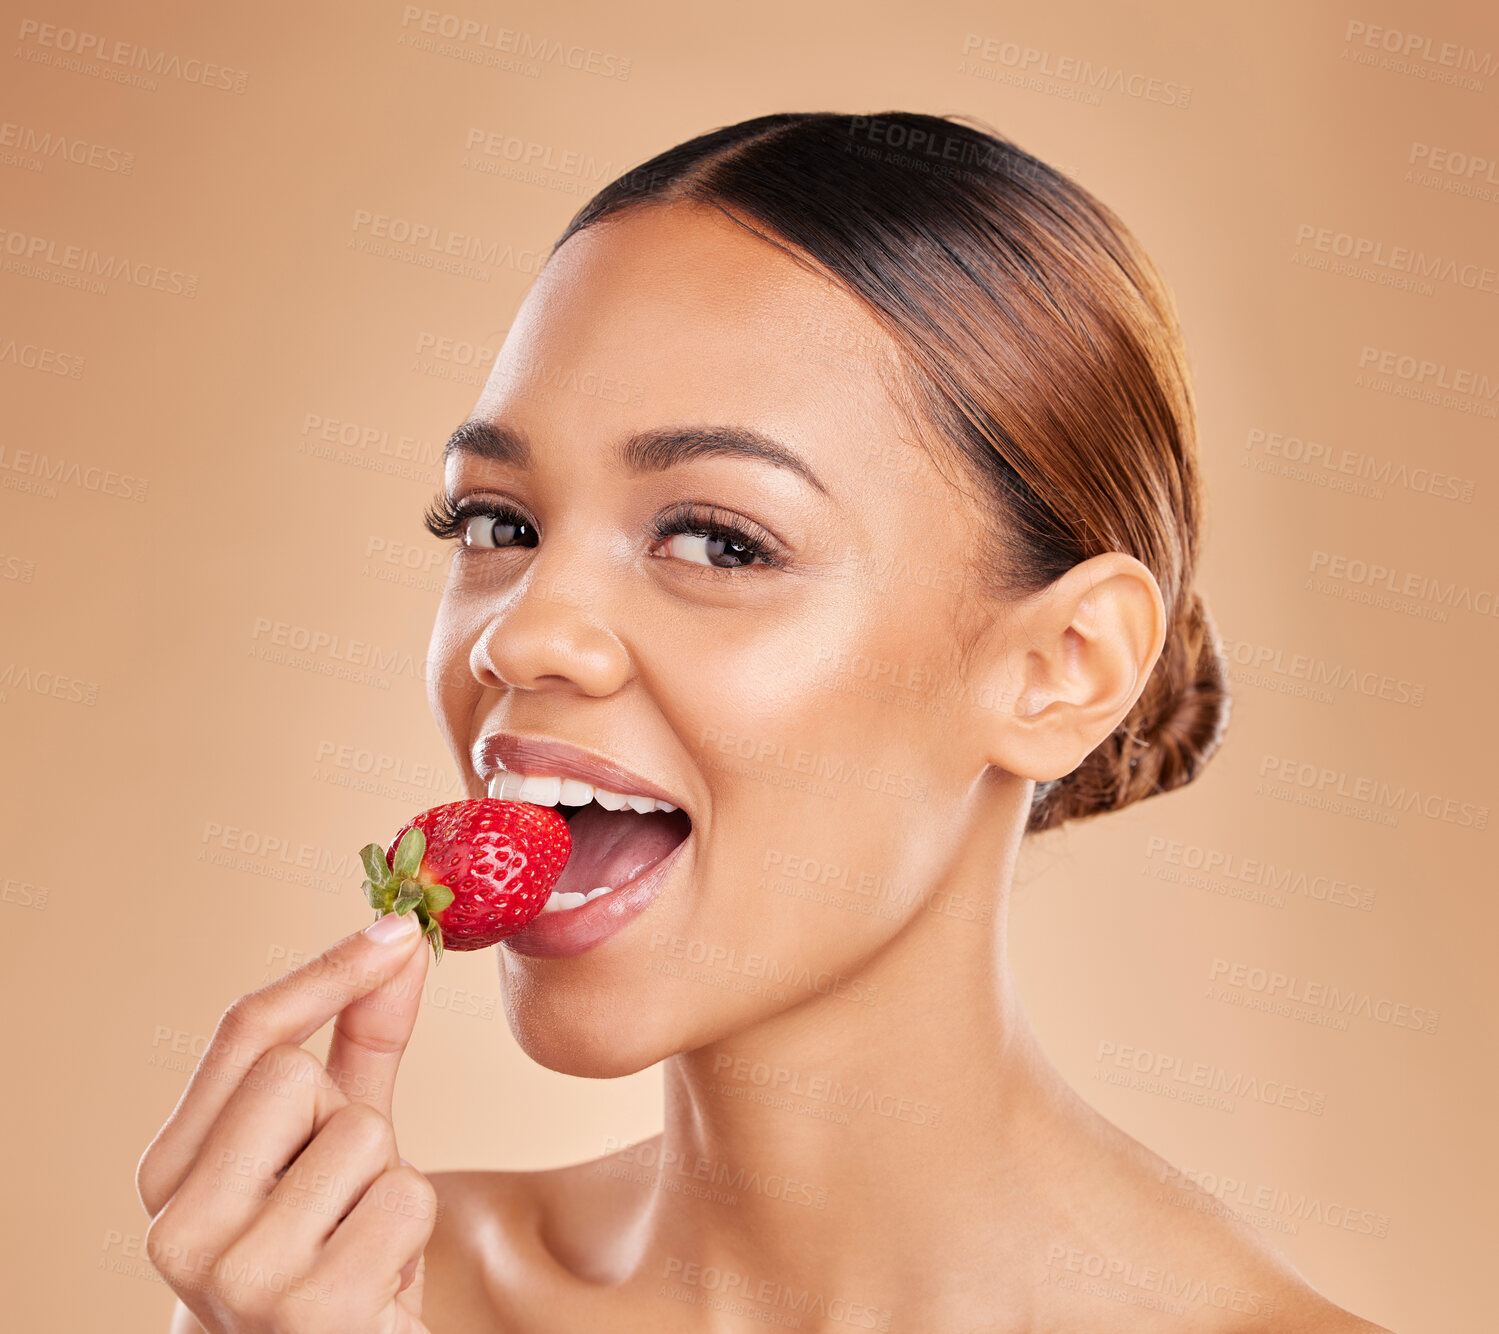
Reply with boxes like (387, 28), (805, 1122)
(136, 911), (434, 1332)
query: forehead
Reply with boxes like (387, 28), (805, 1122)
(473, 201), (907, 439)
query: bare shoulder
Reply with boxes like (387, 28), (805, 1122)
(1132, 1150), (1393, 1333)
(1049, 1092), (1394, 1334)
(419, 1136), (661, 1332)
(419, 1165), (548, 1332)
(1261, 1296), (1397, 1333)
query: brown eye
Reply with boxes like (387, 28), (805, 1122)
(461, 510), (536, 549)
(657, 531), (764, 568)
(425, 492), (538, 548)
(647, 502), (783, 571)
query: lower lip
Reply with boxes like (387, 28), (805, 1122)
(500, 829), (690, 959)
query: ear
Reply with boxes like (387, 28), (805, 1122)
(972, 553), (1167, 783)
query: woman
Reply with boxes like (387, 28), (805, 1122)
(138, 111), (1390, 1332)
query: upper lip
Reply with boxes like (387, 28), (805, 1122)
(473, 732), (690, 815)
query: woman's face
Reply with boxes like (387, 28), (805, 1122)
(428, 201), (1013, 1075)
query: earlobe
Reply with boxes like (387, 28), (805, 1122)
(971, 553), (1167, 783)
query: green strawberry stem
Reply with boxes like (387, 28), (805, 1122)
(358, 827), (455, 964)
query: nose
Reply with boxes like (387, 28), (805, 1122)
(467, 563), (633, 698)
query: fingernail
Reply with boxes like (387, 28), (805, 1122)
(364, 912), (420, 944)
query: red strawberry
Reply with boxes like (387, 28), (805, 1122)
(359, 798), (571, 961)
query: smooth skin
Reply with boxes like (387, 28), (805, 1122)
(141, 201), (1392, 1332)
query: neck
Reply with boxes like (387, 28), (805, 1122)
(636, 779), (1085, 1322)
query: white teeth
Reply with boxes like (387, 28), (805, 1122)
(517, 774), (562, 805)
(491, 771), (528, 801)
(484, 769), (682, 816)
(539, 885), (615, 913)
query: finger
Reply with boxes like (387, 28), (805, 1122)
(325, 929), (429, 1121)
(313, 1165), (438, 1322)
(398, 1252), (422, 1295)
(145, 1044), (350, 1269)
(235, 1102), (399, 1264)
(138, 912), (424, 1216)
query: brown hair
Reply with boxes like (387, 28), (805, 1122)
(551, 111), (1230, 831)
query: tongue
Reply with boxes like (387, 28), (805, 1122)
(550, 805), (689, 897)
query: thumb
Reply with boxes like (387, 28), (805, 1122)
(325, 913), (430, 1120)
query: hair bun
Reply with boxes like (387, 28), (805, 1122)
(1028, 591), (1231, 832)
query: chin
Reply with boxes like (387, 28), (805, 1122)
(504, 1003), (676, 1079)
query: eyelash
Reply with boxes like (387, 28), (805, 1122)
(423, 494), (533, 545)
(422, 494), (787, 571)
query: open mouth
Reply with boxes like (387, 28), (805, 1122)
(485, 770), (692, 914)
(547, 801), (692, 908)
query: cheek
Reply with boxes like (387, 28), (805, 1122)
(661, 583), (980, 964)
(668, 578), (975, 816)
(426, 598), (484, 760)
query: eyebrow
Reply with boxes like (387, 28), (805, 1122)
(442, 418), (830, 497)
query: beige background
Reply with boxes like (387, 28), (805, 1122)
(2, 0), (1495, 1329)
